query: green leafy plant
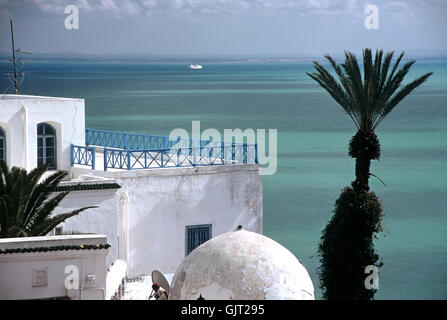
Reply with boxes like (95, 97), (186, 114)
(318, 187), (383, 300)
(0, 161), (96, 238)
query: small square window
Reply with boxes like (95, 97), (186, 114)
(32, 267), (48, 287)
(55, 226), (63, 235)
(185, 224), (212, 256)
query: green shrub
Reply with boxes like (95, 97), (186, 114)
(318, 187), (384, 300)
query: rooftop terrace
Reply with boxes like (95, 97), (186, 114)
(72, 129), (258, 171)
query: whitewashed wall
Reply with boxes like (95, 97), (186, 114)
(69, 164), (263, 277)
(0, 94), (264, 284)
(56, 188), (120, 267)
(0, 235), (108, 300)
(0, 94), (85, 171)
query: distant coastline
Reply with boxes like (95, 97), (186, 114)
(1, 50), (447, 64)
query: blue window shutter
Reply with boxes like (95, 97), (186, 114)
(186, 224), (212, 256)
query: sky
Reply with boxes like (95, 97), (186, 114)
(0, 0), (446, 56)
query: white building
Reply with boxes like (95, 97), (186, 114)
(0, 235), (109, 300)
(0, 94), (263, 282)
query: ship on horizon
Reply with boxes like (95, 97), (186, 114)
(189, 64), (203, 70)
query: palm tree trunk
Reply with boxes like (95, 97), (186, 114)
(353, 156), (371, 192)
(349, 130), (381, 192)
(317, 130), (383, 300)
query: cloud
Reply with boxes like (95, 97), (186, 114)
(380, 1), (412, 14)
(0, 0), (363, 16)
(0, 0), (141, 16)
(138, 0), (363, 16)
(0, 0), (20, 17)
(1, 0), (443, 17)
(420, 0), (447, 8)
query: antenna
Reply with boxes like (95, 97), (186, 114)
(7, 20), (31, 95)
(10, 20), (18, 94)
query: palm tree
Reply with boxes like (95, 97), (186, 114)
(307, 49), (432, 192)
(0, 161), (96, 238)
(307, 49), (432, 300)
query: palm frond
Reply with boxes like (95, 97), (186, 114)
(24, 191), (70, 233)
(374, 72), (433, 129)
(0, 196), (9, 237)
(386, 51), (405, 83)
(0, 163), (95, 238)
(324, 55), (361, 124)
(22, 169), (68, 227)
(307, 48), (433, 132)
(342, 51), (364, 104)
(31, 206), (98, 237)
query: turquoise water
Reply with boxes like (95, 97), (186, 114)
(1, 60), (446, 299)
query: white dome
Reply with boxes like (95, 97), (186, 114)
(169, 229), (314, 300)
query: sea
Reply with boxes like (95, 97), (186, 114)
(1, 59), (446, 299)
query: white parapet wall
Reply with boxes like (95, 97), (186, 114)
(53, 176), (121, 268)
(0, 235), (109, 300)
(105, 259), (127, 300)
(0, 94), (85, 172)
(64, 163), (263, 278)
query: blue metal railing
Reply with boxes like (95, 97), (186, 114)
(71, 145), (96, 170)
(86, 128), (177, 150)
(72, 129), (258, 171)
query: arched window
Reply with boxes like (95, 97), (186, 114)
(0, 127), (5, 163)
(37, 123), (57, 170)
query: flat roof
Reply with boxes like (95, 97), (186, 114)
(0, 234), (107, 248)
(0, 235), (110, 254)
(0, 94), (83, 101)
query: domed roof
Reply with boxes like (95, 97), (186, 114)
(169, 229), (314, 300)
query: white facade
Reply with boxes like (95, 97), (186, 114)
(62, 164), (263, 277)
(54, 179), (121, 267)
(0, 94), (264, 283)
(0, 235), (109, 300)
(0, 94), (85, 172)
(105, 259), (127, 300)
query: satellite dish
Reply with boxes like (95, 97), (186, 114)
(151, 270), (171, 296)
